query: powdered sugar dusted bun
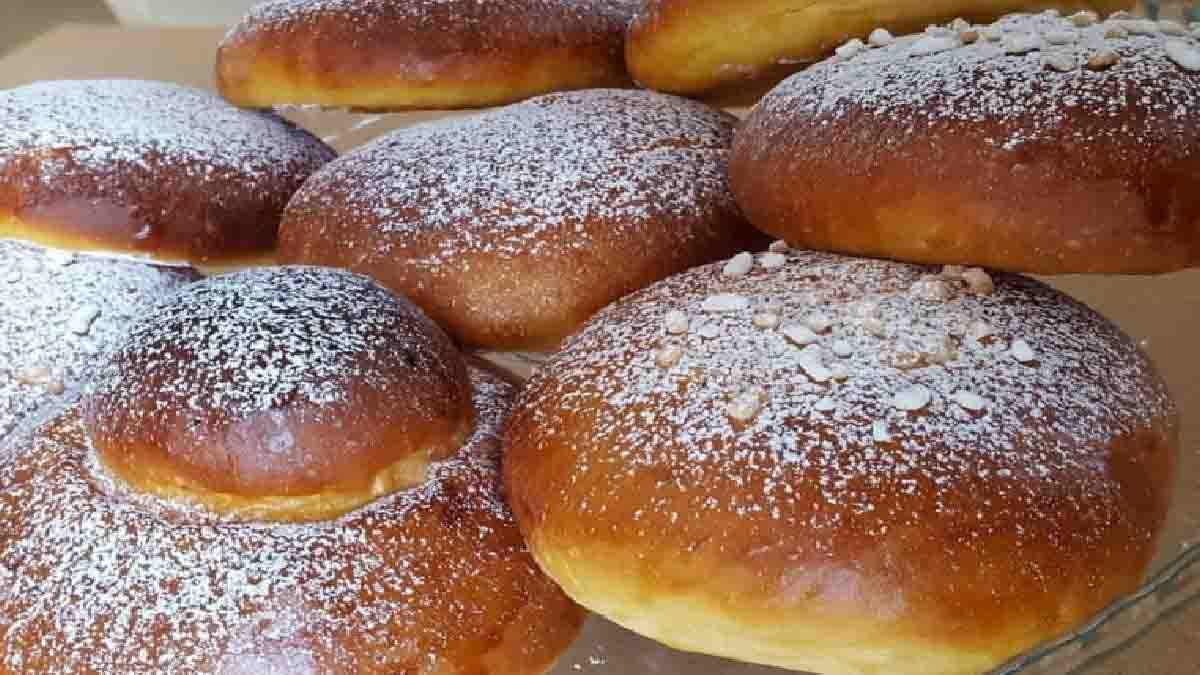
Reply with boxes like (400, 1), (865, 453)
(3, 365), (584, 674)
(84, 266), (476, 523)
(0, 240), (194, 447)
(732, 10), (1200, 274)
(279, 89), (767, 351)
(626, 0), (1129, 95)
(504, 249), (1178, 675)
(0, 80), (334, 267)
(217, 0), (638, 111)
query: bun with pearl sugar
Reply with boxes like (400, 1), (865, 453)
(503, 247), (1177, 675)
(731, 10), (1200, 274)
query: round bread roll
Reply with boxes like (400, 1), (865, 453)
(0, 80), (334, 267)
(0, 240), (193, 447)
(626, 1), (1130, 95)
(731, 11), (1200, 274)
(278, 89), (767, 351)
(504, 248), (1178, 675)
(0, 265), (587, 673)
(84, 266), (477, 523)
(217, 0), (638, 111)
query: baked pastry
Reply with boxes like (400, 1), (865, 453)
(278, 89), (767, 351)
(0, 79), (334, 268)
(626, 0), (1130, 96)
(0, 240), (193, 447)
(0, 265), (583, 673)
(731, 10), (1200, 274)
(504, 248), (1178, 675)
(217, 0), (638, 111)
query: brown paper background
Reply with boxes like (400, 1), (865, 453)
(2, 24), (1198, 674)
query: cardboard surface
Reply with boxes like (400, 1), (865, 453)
(2, 23), (1199, 675)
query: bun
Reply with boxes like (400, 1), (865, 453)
(626, 0), (1130, 95)
(0, 240), (193, 444)
(278, 89), (767, 351)
(0, 264), (587, 673)
(0, 80), (333, 267)
(4, 366), (582, 674)
(217, 0), (638, 111)
(84, 266), (475, 523)
(731, 11), (1200, 274)
(504, 248), (1178, 675)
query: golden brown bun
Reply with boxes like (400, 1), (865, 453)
(627, 0), (1131, 95)
(504, 249), (1178, 675)
(0, 240), (195, 446)
(278, 89), (769, 351)
(4, 365), (583, 674)
(0, 80), (333, 266)
(731, 11), (1200, 275)
(83, 265), (475, 523)
(216, 0), (638, 111)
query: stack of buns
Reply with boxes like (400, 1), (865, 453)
(501, 7), (1188, 675)
(0, 78), (586, 673)
(0, 1), (1193, 674)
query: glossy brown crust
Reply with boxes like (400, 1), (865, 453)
(216, 0), (638, 110)
(626, 0), (1131, 95)
(82, 266), (474, 522)
(730, 12), (1200, 274)
(0, 80), (335, 265)
(278, 90), (768, 351)
(0, 368), (584, 674)
(503, 250), (1178, 674)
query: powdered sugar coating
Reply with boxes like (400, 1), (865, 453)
(89, 266), (460, 431)
(0, 79), (331, 185)
(755, 11), (1200, 152)
(515, 249), (1175, 536)
(83, 266), (470, 495)
(0, 240), (192, 446)
(0, 367), (574, 673)
(284, 88), (738, 269)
